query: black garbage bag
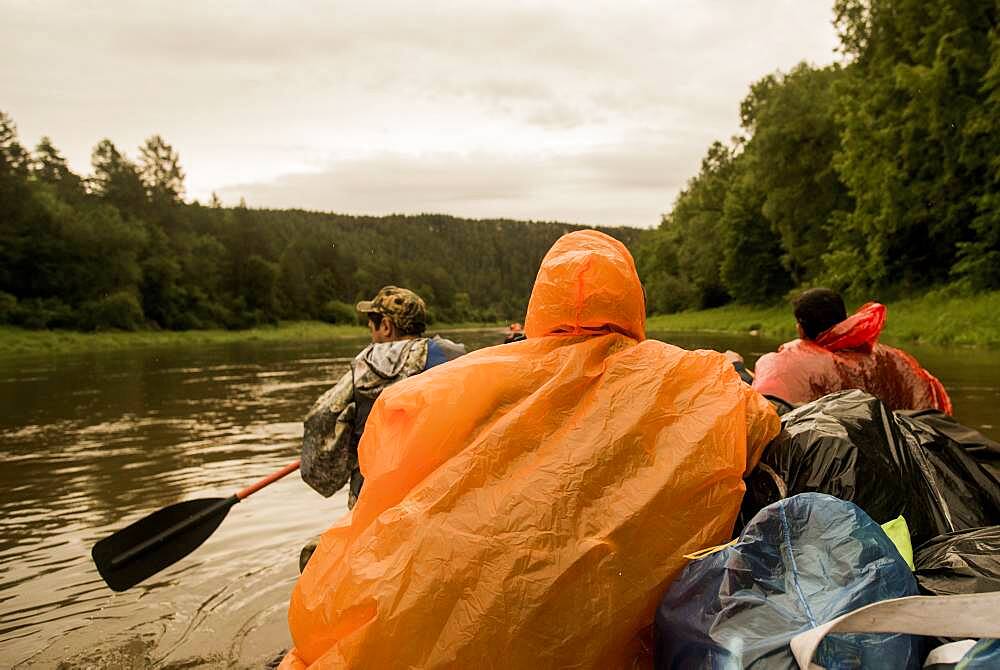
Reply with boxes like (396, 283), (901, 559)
(895, 409), (1000, 462)
(742, 390), (1000, 546)
(656, 493), (921, 669)
(914, 526), (1000, 596)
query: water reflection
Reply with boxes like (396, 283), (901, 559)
(0, 334), (383, 668)
(0, 328), (996, 667)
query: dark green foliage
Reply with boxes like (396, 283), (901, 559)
(320, 300), (358, 325)
(952, 14), (1000, 290)
(829, 0), (999, 292)
(31, 136), (83, 201)
(90, 139), (147, 216)
(739, 65), (851, 286)
(79, 292), (144, 331)
(640, 0), (999, 312)
(638, 142), (735, 312)
(242, 255), (279, 315)
(720, 174), (793, 304)
(13, 297), (76, 330)
(138, 135), (185, 205)
(0, 110), (643, 331)
(0, 112), (29, 177)
(0, 291), (17, 324)
(9, 0), (999, 333)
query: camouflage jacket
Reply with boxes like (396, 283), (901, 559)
(300, 336), (465, 503)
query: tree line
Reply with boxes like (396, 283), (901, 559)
(0, 114), (641, 331)
(3, 0), (996, 332)
(637, 0), (999, 313)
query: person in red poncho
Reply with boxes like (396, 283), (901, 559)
(752, 288), (952, 414)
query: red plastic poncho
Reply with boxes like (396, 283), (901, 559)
(280, 230), (779, 669)
(752, 302), (952, 414)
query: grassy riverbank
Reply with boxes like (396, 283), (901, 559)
(0, 320), (506, 357)
(4, 289), (998, 355)
(646, 289), (1000, 348)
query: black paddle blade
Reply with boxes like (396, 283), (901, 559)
(92, 496), (236, 592)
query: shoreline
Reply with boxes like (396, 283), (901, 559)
(0, 321), (507, 358)
(645, 290), (1000, 349)
(2, 289), (998, 356)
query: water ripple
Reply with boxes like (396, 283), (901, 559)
(2, 330), (994, 666)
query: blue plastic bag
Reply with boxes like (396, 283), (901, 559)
(655, 493), (921, 669)
(957, 639), (1000, 669)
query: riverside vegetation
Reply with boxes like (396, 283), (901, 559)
(0, 124), (640, 333)
(1, 0), (998, 350)
(635, 1), (1000, 319)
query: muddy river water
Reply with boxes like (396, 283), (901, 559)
(2, 329), (997, 667)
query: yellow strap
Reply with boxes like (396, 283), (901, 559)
(684, 538), (739, 561)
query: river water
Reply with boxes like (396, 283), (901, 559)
(1, 329), (997, 668)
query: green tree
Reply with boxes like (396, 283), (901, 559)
(953, 19), (1000, 289)
(738, 64), (851, 285)
(0, 112), (32, 294)
(176, 231), (230, 327)
(138, 224), (187, 328)
(656, 141), (736, 309)
(138, 135), (185, 204)
(278, 239), (312, 318)
(830, 0), (998, 292)
(720, 172), (792, 303)
(31, 136), (83, 201)
(635, 223), (696, 313)
(0, 109), (653, 331)
(242, 254), (279, 318)
(90, 139), (146, 215)
(0, 111), (29, 177)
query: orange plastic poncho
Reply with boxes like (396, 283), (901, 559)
(280, 230), (779, 669)
(753, 302), (952, 414)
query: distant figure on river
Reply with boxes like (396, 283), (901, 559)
(299, 285), (465, 509)
(752, 288), (952, 413)
(503, 321), (526, 344)
(279, 230), (778, 669)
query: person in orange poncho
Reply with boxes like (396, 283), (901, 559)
(279, 230), (779, 669)
(753, 288), (952, 414)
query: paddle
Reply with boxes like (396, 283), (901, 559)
(92, 459), (301, 592)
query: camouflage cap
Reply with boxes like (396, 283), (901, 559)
(356, 286), (427, 334)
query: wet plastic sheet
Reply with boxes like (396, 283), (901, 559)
(896, 409), (1000, 462)
(957, 639), (1000, 669)
(915, 526), (1000, 596)
(743, 390), (1000, 546)
(655, 493), (921, 669)
(814, 301), (886, 352)
(278, 231), (780, 669)
(752, 303), (952, 414)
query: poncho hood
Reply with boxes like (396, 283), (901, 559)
(525, 230), (645, 341)
(815, 302), (886, 353)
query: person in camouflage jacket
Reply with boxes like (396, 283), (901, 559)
(299, 286), (464, 569)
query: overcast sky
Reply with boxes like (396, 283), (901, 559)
(2, 1), (839, 228)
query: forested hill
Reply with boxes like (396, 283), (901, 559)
(5, 1), (999, 334)
(637, 0), (999, 313)
(0, 118), (642, 330)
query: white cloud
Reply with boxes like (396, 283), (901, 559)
(1, 0), (840, 227)
(217, 139), (702, 227)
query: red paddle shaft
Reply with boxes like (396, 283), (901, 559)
(237, 460), (301, 500)
(104, 459), (303, 574)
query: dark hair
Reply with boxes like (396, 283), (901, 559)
(793, 288), (847, 340)
(367, 312), (384, 329)
(398, 320), (426, 336)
